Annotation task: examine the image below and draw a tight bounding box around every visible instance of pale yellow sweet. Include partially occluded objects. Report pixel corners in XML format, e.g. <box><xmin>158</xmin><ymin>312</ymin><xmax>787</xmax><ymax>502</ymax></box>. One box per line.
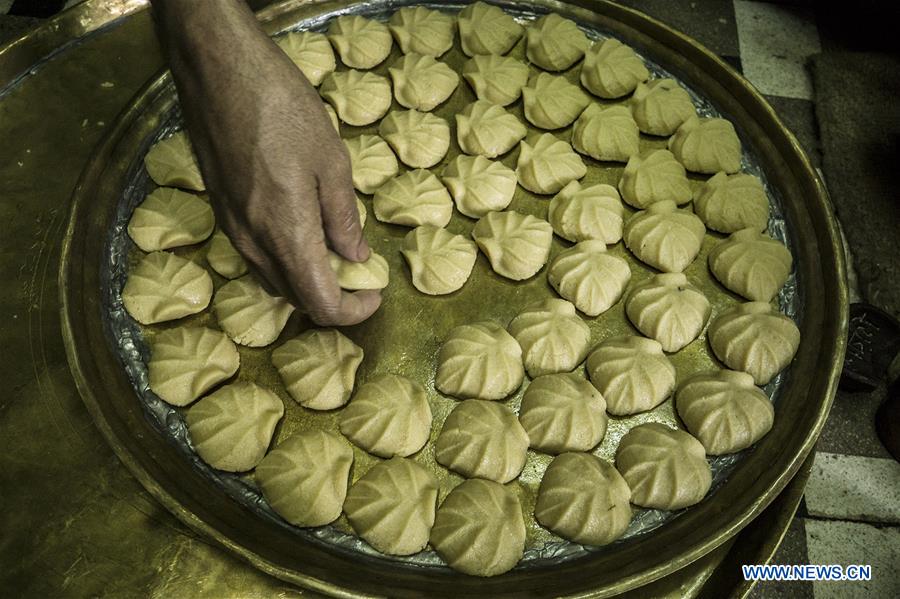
<box><xmin>624</xmin><ymin>272</ymin><xmax>711</xmax><ymax>352</ymax></box>
<box><xmin>430</xmin><ymin>479</ymin><xmax>526</xmax><ymax>577</ymax></box>
<box><xmin>356</xmin><ymin>196</ymin><xmax>367</xmax><ymax>229</ymax></box>
<box><xmin>373</xmin><ymin>169</ymin><xmax>452</xmax><ymax>228</ymax></box>
<box><xmin>456</xmin><ymin>100</ymin><xmax>527</xmax><ymax>158</ymax></box>
<box><xmin>535</xmin><ymin>453</ymin><xmax>631</xmax><ymax>545</ymax></box>
<box><xmin>522</xmin><ymin>72</ymin><xmax>590</xmax><ymax>130</ymax></box>
<box><xmin>212</xmin><ymin>275</ymin><xmax>295</xmax><ymax>347</ymax></box>
<box><xmin>401</xmin><ymin>225</ymin><xmax>477</xmax><ymax>295</ymax></box>
<box><xmin>631</xmin><ymin>78</ymin><xmax>696</xmax><ymax>136</ymax></box>
<box><xmin>472</xmin><ymin>210</ymin><xmax>553</xmax><ymax>281</ymax></box>
<box><xmin>144</xmin><ymin>131</ymin><xmax>205</xmax><ymax>191</ymax></box>
<box><xmin>462</xmin><ymin>54</ymin><xmax>530</xmax><ymax>106</ymax></box>
<box><xmin>707</xmin><ymin>302</ymin><xmax>800</xmax><ymax>386</ymax></box>
<box><xmin>343</xmin><ymin>458</ymin><xmax>438</xmax><ymax>556</ymax></box>
<box><xmin>328</xmin><ymin>250</ymin><xmax>390</xmax><ymax>290</ymax></box>
<box><xmin>388</xmin><ymin>52</ymin><xmax>459</xmax><ymax>112</ymax></box>
<box><xmin>694</xmin><ymin>172</ymin><xmax>769</xmax><ymax>233</ymax></box>
<box><xmin>572</xmin><ymin>104</ymin><xmax>640</xmax><ymax>162</ymax></box>
<box><xmin>618</xmin><ymin>149</ymin><xmax>692</xmax><ymax>208</ymax></box>
<box><xmin>519</xmin><ymin>374</ymin><xmax>607</xmax><ymax>454</ymax></box>
<box><xmin>548</xmin><ymin>181</ymin><xmax>625</xmax><ymax>244</ymax></box>
<box><xmin>616</xmin><ymin>423</ymin><xmax>712</xmax><ymax>510</ymax></box>
<box><xmin>388</xmin><ymin>6</ymin><xmax>454</xmax><ymax>57</ymax></box>
<box><xmin>508</xmin><ymin>299</ymin><xmax>591</xmax><ymax>378</ymax></box>
<box><xmin>271</xmin><ymin>329</ymin><xmax>364</xmax><ymax>410</ymax></box>
<box><xmin>581</xmin><ymin>38</ymin><xmax>649</xmax><ymax>98</ymax></box>
<box><xmin>128</xmin><ymin>187</ymin><xmax>214</xmax><ymax>252</ymax></box>
<box><xmin>185</xmin><ymin>382</ymin><xmax>284</xmax><ymax>472</ymax></box>
<box><xmin>122</xmin><ymin>251</ymin><xmax>213</xmax><ymax>325</ymax></box>
<box><xmin>434</xmin><ymin>399</ymin><xmax>529</xmax><ymax>483</ymax></box>
<box><xmin>441</xmin><ymin>154</ymin><xmax>517</xmax><ymax>218</ymax></box>
<box><xmin>457</xmin><ymin>2</ymin><xmax>523</xmax><ymax>56</ymax></box>
<box><xmin>525</xmin><ymin>13</ymin><xmax>589</xmax><ymax>72</ymax></box>
<box><xmin>276</xmin><ymin>31</ymin><xmax>335</xmax><ymax>86</ymax></box>
<box><xmin>623</xmin><ymin>200</ymin><xmax>706</xmax><ymax>273</ymax></box>
<box><xmin>586</xmin><ymin>336</ymin><xmax>676</xmax><ymax>416</ymax></box>
<box><xmin>320</xmin><ymin>70</ymin><xmax>392</xmax><ymax>127</ymax></box>
<box><xmin>676</xmin><ymin>370</ymin><xmax>775</xmax><ymax>455</ymax></box>
<box><xmin>548</xmin><ymin>240</ymin><xmax>631</xmax><ymax>316</ymax></box>
<box><xmin>379</xmin><ymin>109</ymin><xmax>451</xmax><ymax>169</ymax></box>
<box><xmin>708</xmin><ymin>229</ymin><xmax>792</xmax><ymax>302</ymax></box>
<box><xmin>148</xmin><ymin>326</ymin><xmax>239</xmax><ymax>407</ymax></box>
<box><xmin>327</xmin><ymin>15</ymin><xmax>392</xmax><ymax>69</ymax></box>
<box><xmin>516</xmin><ymin>133</ymin><xmax>587</xmax><ymax>194</ymax></box>
<box><xmin>344</xmin><ymin>134</ymin><xmax>399</xmax><ymax>194</ymax></box>
<box><xmin>435</xmin><ymin>321</ymin><xmax>524</xmax><ymax>400</ymax></box>
<box><xmin>668</xmin><ymin>116</ymin><xmax>742</xmax><ymax>174</ymax></box>
<box><xmin>255</xmin><ymin>430</ymin><xmax>353</xmax><ymax>527</ymax></box>
<box><xmin>206</xmin><ymin>229</ymin><xmax>248</xmax><ymax>279</ymax></box>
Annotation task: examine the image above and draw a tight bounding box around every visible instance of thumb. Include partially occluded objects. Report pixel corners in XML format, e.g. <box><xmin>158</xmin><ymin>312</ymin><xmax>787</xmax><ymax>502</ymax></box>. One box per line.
<box><xmin>318</xmin><ymin>155</ymin><xmax>369</xmax><ymax>262</ymax></box>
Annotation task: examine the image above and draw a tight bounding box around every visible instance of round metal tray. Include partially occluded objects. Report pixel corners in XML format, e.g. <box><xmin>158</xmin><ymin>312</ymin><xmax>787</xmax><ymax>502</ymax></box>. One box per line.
<box><xmin>59</xmin><ymin>0</ymin><xmax>848</xmax><ymax>596</ymax></box>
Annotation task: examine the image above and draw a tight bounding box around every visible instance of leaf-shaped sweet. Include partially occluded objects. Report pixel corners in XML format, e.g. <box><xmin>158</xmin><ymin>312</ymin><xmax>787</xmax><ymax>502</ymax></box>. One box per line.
<box><xmin>585</xmin><ymin>335</ymin><xmax>676</xmax><ymax>415</ymax></box>
<box><xmin>668</xmin><ymin>116</ymin><xmax>742</xmax><ymax>174</ymax></box>
<box><xmin>435</xmin><ymin>321</ymin><xmax>524</xmax><ymax>400</ymax></box>
<box><xmin>185</xmin><ymin>382</ymin><xmax>284</xmax><ymax>472</ymax></box>
<box><xmin>441</xmin><ymin>154</ymin><xmax>517</xmax><ymax>218</ymax></box>
<box><xmin>694</xmin><ymin>172</ymin><xmax>769</xmax><ymax>234</ymax></box>
<box><xmin>676</xmin><ymin>370</ymin><xmax>774</xmax><ymax>455</ymax></box>
<box><xmin>345</xmin><ymin>134</ymin><xmax>399</xmax><ymax>194</ymax></box>
<box><xmin>255</xmin><ymin>430</ymin><xmax>353</xmax><ymax>526</ymax></box>
<box><xmin>623</xmin><ymin>200</ymin><xmax>706</xmax><ymax>273</ymax></box>
<box><xmin>127</xmin><ymin>187</ymin><xmax>214</xmax><ymax>252</ymax></box>
<box><xmin>435</xmin><ymin>399</ymin><xmax>529</xmax><ymax>483</ymax></box>
<box><xmin>343</xmin><ymin>457</ymin><xmax>438</xmax><ymax>556</ymax></box>
<box><xmin>388</xmin><ymin>6</ymin><xmax>454</xmax><ymax>57</ymax></box>
<box><xmin>462</xmin><ymin>54</ymin><xmax>529</xmax><ymax>106</ymax></box>
<box><xmin>388</xmin><ymin>52</ymin><xmax>459</xmax><ymax>112</ymax></box>
<box><xmin>122</xmin><ymin>251</ymin><xmax>213</xmax><ymax>325</ymax></box>
<box><xmin>708</xmin><ymin>229</ymin><xmax>792</xmax><ymax>302</ymax></box>
<box><xmin>618</xmin><ymin>149</ymin><xmax>692</xmax><ymax>208</ymax></box>
<box><xmin>148</xmin><ymin>326</ymin><xmax>240</xmax><ymax>407</ymax></box>
<box><xmin>625</xmin><ymin>272</ymin><xmax>712</xmax><ymax>352</ymax></box>
<box><xmin>456</xmin><ymin>100</ymin><xmax>527</xmax><ymax>159</ymax></box>
<box><xmin>373</xmin><ymin>169</ymin><xmax>452</xmax><ymax>228</ymax></box>
<box><xmin>632</xmin><ymin>78</ymin><xmax>696</xmax><ymax>136</ymax></box>
<box><xmin>212</xmin><ymin>275</ymin><xmax>295</xmax><ymax>347</ymax></box>
<box><xmin>548</xmin><ymin>240</ymin><xmax>631</xmax><ymax>316</ymax></box>
<box><xmin>378</xmin><ymin>109</ymin><xmax>451</xmax><ymax>169</ymax></box>
<box><xmin>320</xmin><ymin>70</ymin><xmax>392</xmax><ymax>127</ymax></box>
<box><xmin>472</xmin><ymin>210</ymin><xmax>553</xmax><ymax>280</ymax></box>
<box><xmin>143</xmin><ymin>131</ymin><xmax>205</xmax><ymax>191</ymax></box>
<box><xmin>271</xmin><ymin>328</ymin><xmax>364</xmax><ymax>410</ymax></box>
<box><xmin>522</xmin><ymin>72</ymin><xmax>590</xmax><ymax>130</ymax></box>
<box><xmin>580</xmin><ymin>38</ymin><xmax>649</xmax><ymax>98</ymax></box>
<box><xmin>458</xmin><ymin>2</ymin><xmax>523</xmax><ymax>57</ymax></box>
<box><xmin>519</xmin><ymin>374</ymin><xmax>607</xmax><ymax>453</ymax></box>
<box><xmin>572</xmin><ymin>104</ymin><xmax>640</xmax><ymax>162</ymax></box>
<box><xmin>535</xmin><ymin>453</ymin><xmax>631</xmax><ymax>545</ymax></box>
<box><xmin>516</xmin><ymin>133</ymin><xmax>587</xmax><ymax>194</ymax></box>
<box><xmin>326</xmin><ymin>15</ymin><xmax>392</xmax><ymax>69</ymax></box>
<box><xmin>508</xmin><ymin>299</ymin><xmax>591</xmax><ymax>378</ymax></box>
<box><xmin>548</xmin><ymin>181</ymin><xmax>625</xmax><ymax>244</ymax></box>
<box><xmin>276</xmin><ymin>31</ymin><xmax>335</xmax><ymax>86</ymax></box>
<box><xmin>707</xmin><ymin>302</ymin><xmax>800</xmax><ymax>385</ymax></box>
<box><xmin>401</xmin><ymin>225</ymin><xmax>477</xmax><ymax>295</ymax></box>
<box><xmin>206</xmin><ymin>229</ymin><xmax>248</xmax><ymax>279</ymax></box>
<box><xmin>430</xmin><ymin>478</ymin><xmax>526</xmax><ymax>577</ymax></box>
<box><xmin>328</xmin><ymin>250</ymin><xmax>390</xmax><ymax>290</ymax></box>
<box><xmin>339</xmin><ymin>374</ymin><xmax>433</xmax><ymax>458</ymax></box>
<box><xmin>525</xmin><ymin>13</ymin><xmax>589</xmax><ymax>72</ymax></box>
<box><xmin>615</xmin><ymin>422</ymin><xmax>712</xmax><ymax>510</ymax></box>
<box><xmin>356</xmin><ymin>195</ymin><xmax>367</xmax><ymax>229</ymax></box>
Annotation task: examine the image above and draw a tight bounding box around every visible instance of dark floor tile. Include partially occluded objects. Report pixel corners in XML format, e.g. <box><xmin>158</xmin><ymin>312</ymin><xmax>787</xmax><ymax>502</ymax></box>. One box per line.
<box><xmin>748</xmin><ymin>517</ymin><xmax>814</xmax><ymax>599</ymax></box>
<box><xmin>720</xmin><ymin>54</ymin><xmax>743</xmax><ymax>75</ymax></box>
<box><xmin>764</xmin><ymin>94</ymin><xmax>822</xmax><ymax>167</ymax></box>
<box><xmin>614</xmin><ymin>0</ymin><xmax>740</xmax><ymax>57</ymax></box>
<box><xmin>0</xmin><ymin>14</ymin><xmax>41</xmax><ymax>45</ymax></box>
<box><xmin>8</xmin><ymin>0</ymin><xmax>65</xmax><ymax>18</ymax></box>
<box><xmin>818</xmin><ymin>385</ymin><xmax>893</xmax><ymax>460</ymax></box>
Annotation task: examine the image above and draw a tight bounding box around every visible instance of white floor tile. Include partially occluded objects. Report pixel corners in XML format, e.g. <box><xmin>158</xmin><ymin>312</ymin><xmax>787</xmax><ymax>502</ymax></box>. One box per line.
<box><xmin>806</xmin><ymin>519</ymin><xmax>900</xmax><ymax>599</ymax></box>
<box><xmin>805</xmin><ymin>452</ymin><xmax>900</xmax><ymax>524</ymax></box>
<box><xmin>734</xmin><ymin>0</ymin><xmax>821</xmax><ymax>100</ymax></box>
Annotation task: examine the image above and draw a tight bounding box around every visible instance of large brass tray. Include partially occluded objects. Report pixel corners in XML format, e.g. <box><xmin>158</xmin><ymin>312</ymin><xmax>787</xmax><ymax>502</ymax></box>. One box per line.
<box><xmin>52</xmin><ymin>0</ymin><xmax>847</xmax><ymax>596</ymax></box>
